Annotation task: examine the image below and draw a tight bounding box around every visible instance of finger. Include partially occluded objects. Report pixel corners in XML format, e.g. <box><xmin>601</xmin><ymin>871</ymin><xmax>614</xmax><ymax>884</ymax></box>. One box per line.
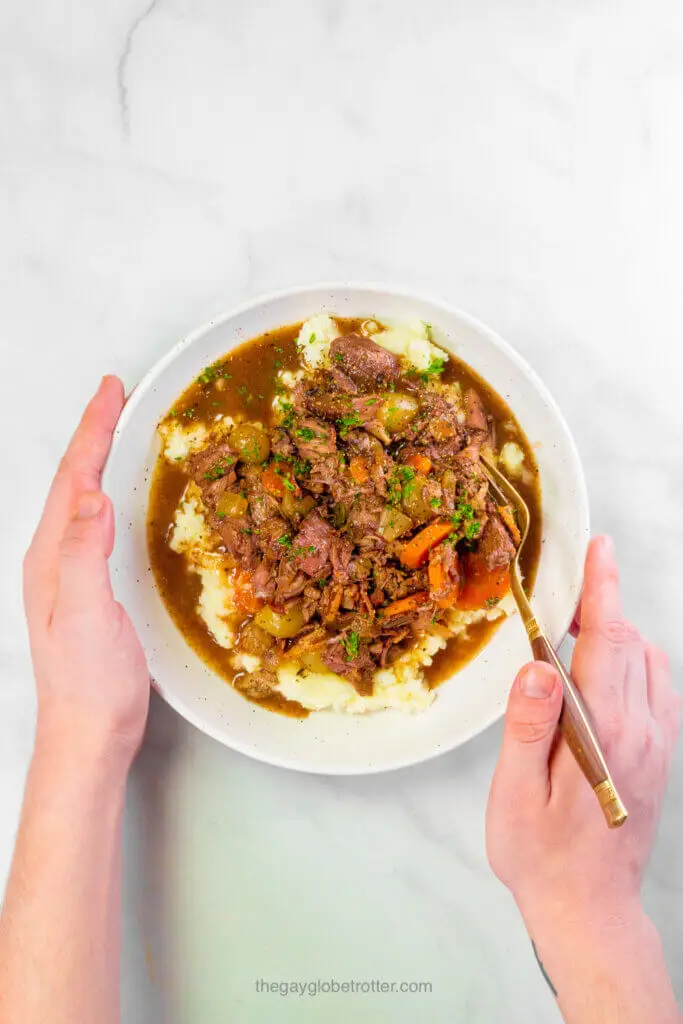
<box><xmin>24</xmin><ymin>376</ymin><xmax>124</xmax><ymax>623</ymax></box>
<box><xmin>577</xmin><ymin>535</ymin><xmax>622</xmax><ymax>637</ymax></box>
<box><xmin>645</xmin><ymin>645</ymin><xmax>680</xmax><ymax>752</ymax></box>
<box><xmin>494</xmin><ymin>663</ymin><xmax>563</xmax><ymax>805</ymax></box>
<box><xmin>570</xmin><ymin>535</ymin><xmax>631</xmax><ymax>712</ymax></box>
<box><xmin>52</xmin><ymin>492</ymin><xmax>114</xmax><ymax>622</ymax></box>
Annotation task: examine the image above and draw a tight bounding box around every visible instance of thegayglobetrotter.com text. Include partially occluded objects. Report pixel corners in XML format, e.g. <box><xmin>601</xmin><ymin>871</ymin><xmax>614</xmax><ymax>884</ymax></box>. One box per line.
<box><xmin>255</xmin><ymin>979</ymin><xmax>433</xmax><ymax>997</ymax></box>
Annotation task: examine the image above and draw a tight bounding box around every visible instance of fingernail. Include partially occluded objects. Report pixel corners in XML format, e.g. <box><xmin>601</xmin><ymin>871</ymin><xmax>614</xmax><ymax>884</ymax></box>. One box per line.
<box><xmin>75</xmin><ymin>492</ymin><xmax>104</xmax><ymax>519</ymax></box>
<box><xmin>521</xmin><ymin>664</ymin><xmax>557</xmax><ymax>699</ymax></box>
<box><xmin>600</xmin><ymin>535</ymin><xmax>615</xmax><ymax>559</ymax></box>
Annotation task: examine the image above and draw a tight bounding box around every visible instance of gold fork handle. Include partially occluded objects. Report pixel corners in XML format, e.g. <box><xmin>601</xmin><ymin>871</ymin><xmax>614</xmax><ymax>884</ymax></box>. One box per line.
<box><xmin>529</xmin><ymin>632</ymin><xmax>628</xmax><ymax>829</ymax></box>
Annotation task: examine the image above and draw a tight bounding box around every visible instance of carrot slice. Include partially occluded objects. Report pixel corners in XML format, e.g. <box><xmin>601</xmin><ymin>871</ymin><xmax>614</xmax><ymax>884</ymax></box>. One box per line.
<box><xmin>262</xmin><ymin>462</ymin><xmax>297</xmax><ymax>498</ymax></box>
<box><xmin>233</xmin><ymin>570</ymin><xmax>264</xmax><ymax>615</ymax></box>
<box><xmin>406</xmin><ymin>453</ymin><xmax>432</xmax><ymax>474</ymax></box>
<box><xmin>349</xmin><ymin>456</ymin><xmax>370</xmax><ymax>485</ymax></box>
<box><xmin>380</xmin><ymin>591</ymin><xmax>430</xmax><ymax>618</ymax></box>
<box><xmin>399</xmin><ymin>519</ymin><xmax>454</xmax><ymax>569</ymax></box>
<box><xmin>457</xmin><ymin>555</ymin><xmax>510</xmax><ymax>610</ymax></box>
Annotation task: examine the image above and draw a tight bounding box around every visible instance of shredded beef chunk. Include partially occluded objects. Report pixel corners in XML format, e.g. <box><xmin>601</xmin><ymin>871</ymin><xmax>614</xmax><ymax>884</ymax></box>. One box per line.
<box><xmin>478</xmin><ymin>515</ymin><xmax>516</xmax><ymax>571</ymax></box>
<box><xmin>464</xmin><ymin>388</ymin><xmax>488</xmax><ymax>434</ymax></box>
<box><xmin>293</xmin><ymin>511</ymin><xmax>335</xmax><ymax>576</ymax></box>
<box><xmin>293</xmin><ymin>416</ymin><xmax>337</xmax><ymax>461</ymax></box>
<box><xmin>233</xmin><ymin>669</ymin><xmax>278</xmax><ymax>700</ymax></box>
<box><xmin>188</xmin><ymin>442</ymin><xmax>237</xmax><ymax>485</ymax></box>
<box><xmin>330</xmin><ymin>334</ymin><xmax>401</xmax><ymax>389</ymax></box>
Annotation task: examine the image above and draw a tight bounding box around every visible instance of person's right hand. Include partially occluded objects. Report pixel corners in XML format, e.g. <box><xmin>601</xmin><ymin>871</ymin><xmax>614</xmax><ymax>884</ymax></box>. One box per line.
<box><xmin>23</xmin><ymin>376</ymin><xmax>150</xmax><ymax>764</ymax></box>
<box><xmin>487</xmin><ymin>535</ymin><xmax>679</xmax><ymax>922</ymax></box>
<box><xmin>486</xmin><ymin>536</ymin><xmax>681</xmax><ymax>1022</ymax></box>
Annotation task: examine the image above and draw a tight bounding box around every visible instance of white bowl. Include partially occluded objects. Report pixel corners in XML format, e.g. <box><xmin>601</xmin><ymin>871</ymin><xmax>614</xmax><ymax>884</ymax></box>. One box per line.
<box><xmin>104</xmin><ymin>284</ymin><xmax>589</xmax><ymax>774</ymax></box>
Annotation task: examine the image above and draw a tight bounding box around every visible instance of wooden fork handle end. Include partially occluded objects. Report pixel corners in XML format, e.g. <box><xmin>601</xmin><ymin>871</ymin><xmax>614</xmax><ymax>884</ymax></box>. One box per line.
<box><xmin>529</xmin><ymin>633</ymin><xmax>628</xmax><ymax>829</ymax></box>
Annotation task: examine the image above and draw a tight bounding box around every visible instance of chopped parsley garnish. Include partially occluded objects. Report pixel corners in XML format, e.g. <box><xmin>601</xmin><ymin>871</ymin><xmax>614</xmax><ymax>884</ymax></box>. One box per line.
<box><xmin>277</xmin><ymin>534</ymin><xmax>292</xmax><ymax>548</ymax></box>
<box><xmin>342</xmin><ymin>631</ymin><xmax>360</xmax><ymax>660</ymax></box>
<box><xmin>308</xmin><ymin>332</ymin><xmax>317</xmax><ymax>344</ymax></box>
<box><xmin>429</xmin><ymin>497</ymin><xmax>442</xmax><ymax>508</ymax></box>
<box><xmin>464</xmin><ymin>520</ymin><xmax>481</xmax><ymax>540</ymax></box>
<box><xmin>450</xmin><ymin>500</ymin><xmax>475</xmax><ymax>527</ymax></box>
<box><xmin>387</xmin><ymin>470</ymin><xmax>403</xmax><ymax>507</ymax></box>
<box><xmin>278</xmin><ymin>399</ymin><xmax>295</xmax><ymax>429</ymax></box>
<box><xmin>197</xmin><ymin>365</ymin><xmax>218</xmax><ymax>385</ymax></box>
<box><xmin>274</xmin><ymin>360</ymin><xmax>283</xmax><ymax>369</ymax></box>
<box><xmin>216</xmin><ymin>511</ymin><xmax>226</xmax><ymax>519</ymax></box>
<box><xmin>317</xmin><ymin>577</ymin><xmax>329</xmax><ymax>588</ymax></box>
<box><xmin>485</xmin><ymin>596</ymin><xmax>500</xmax><ymax>608</ymax></box>
<box><xmin>296</xmin><ymin>427</ymin><xmax>316</xmax><ymax>440</ymax></box>
<box><xmin>282</xmin><ymin>478</ymin><xmax>296</xmax><ymax>492</ymax></box>
<box><xmin>399</xmin><ymin>466</ymin><xmax>415</xmax><ymax>482</ymax></box>
<box><xmin>422</xmin><ymin>356</ymin><xmax>446</xmax><ymax>379</ymax></box>
<box><xmin>336</xmin><ymin>411</ymin><xmax>362</xmax><ymax>438</ymax></box>
<box><xmin>333</xmin><ymin>353</ymin><xmax>344</xmax><ymax>363</ymax></box>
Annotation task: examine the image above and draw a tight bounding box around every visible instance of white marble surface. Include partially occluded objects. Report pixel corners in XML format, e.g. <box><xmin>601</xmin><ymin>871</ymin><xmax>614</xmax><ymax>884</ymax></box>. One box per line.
<box><xmin>2</xmin><ymin>1</ymin><xmax>683</xmax><ymax>1021</ymax></box>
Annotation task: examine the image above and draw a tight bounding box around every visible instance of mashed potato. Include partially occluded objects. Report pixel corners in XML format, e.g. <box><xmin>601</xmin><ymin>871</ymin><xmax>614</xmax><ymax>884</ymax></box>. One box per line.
<box><xmin>499</xmin><ymin>441</ymin><xmax>525</xmax><ymax>478</ymax></box>
<box><xmin>168</xmin><ymin>486</ymin><xmax>212</xmax><ymax>554</ymax></box>
<box><xmin>159</xmin><ymin>415</ymin><xmax>237</xmax><ymax>463</ymax></box>
<box><xmin>275</xmin><ymin>633</ymin><xmax>444</xmax><ymax>714</ymax></box>
<box><xmin>296</xmin><ymin>314</ymin><xmax>341</xmax><ymax>368</ymax></box>
<box><xmin>160</xmin><ymin>421</ymin><xmax>208</xmax><ymax>462</ymax></box>
<box><xmin>371</xmin><ymin>318</ymin><xmax>446</xmax><ymax>373</ymax></box>
<box><xmin>293</xmin><ymin>314</ymin><xmax>448</xmax><ymax>375</ymax></box>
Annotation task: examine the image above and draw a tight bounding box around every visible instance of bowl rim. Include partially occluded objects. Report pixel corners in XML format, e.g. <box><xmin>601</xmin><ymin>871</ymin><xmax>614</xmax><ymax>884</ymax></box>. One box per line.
<box><xmin>105</xmin><ymin>281</ymin><xmax>590</xmax><ymax>773</ymax></box>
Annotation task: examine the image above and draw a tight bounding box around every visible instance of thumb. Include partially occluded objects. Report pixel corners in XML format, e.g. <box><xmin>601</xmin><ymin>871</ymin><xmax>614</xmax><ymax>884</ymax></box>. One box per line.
<box><xmin>55</xmin><ymin>491</ymin><xmax>114</xmax><ymax>618</ymax></box>
<box><xmin>496</xmin><ymin>662</ymin><xmax>563</xmax><ymax>803</ymax></box>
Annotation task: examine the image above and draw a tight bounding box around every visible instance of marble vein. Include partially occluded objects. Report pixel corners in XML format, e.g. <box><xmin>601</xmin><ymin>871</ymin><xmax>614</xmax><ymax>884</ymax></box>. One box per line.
<box><xmin>117</xmin><ymin>0</ymin><xmax>161</xmax><ymax>138</ymax></box>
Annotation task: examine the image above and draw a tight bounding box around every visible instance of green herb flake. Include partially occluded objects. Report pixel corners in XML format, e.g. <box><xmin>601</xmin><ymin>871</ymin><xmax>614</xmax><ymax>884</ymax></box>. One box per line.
<box><xmin>419</xmin><ymin>355</ymin><xmax>447</xmax><ymax>383</ymax></box>
<box><xmin>464</xmin><ymin>520</ymin><xmax>481</xmax><ymax>540</ymax></box>
<box><xmin>296</xmin><ymin>427</ymin><xmax>316</xmax><ymax>440</ymax></box>
<box><xmin>197</xmin><ymin>365</ymin><xmax>219</xmax><ymax>385</ymax></box>
<box><xmin>342</xmin><ymin>631</ymin><xmax>360</xmax><ymax>660</ymax></box>
<box><xmin>278</xmin><ymin>399</ymin><xmax>295</xmax><ymax>429</ymax></box>
<box><xmin>336</xmin><ymin>411</ymin><xmax>362</xmax><ymax>438</ymax></box>
<box><xmin>278</xmin><ymin>534</ymin><xmax>293</xmax><ymax>548</ymax></box>
<box><xmin>429</xmin><ymin>497</ymin><xmax>442</xmax><ymax>508</ymax></box>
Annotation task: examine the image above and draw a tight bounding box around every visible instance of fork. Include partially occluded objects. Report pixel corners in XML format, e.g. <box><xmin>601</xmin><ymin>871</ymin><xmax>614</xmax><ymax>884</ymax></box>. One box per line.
<box><xmin>481</xmin><ymin>456</ymin><xmax>627</xmax><ymax>829</ymax></box>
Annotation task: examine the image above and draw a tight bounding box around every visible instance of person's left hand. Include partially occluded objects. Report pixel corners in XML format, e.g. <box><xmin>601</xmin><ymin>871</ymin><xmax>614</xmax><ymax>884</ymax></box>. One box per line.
<box><xmin>23</xmin><ymin>376</ymin><xmax>149</xmax><ymax>762</ymax></box>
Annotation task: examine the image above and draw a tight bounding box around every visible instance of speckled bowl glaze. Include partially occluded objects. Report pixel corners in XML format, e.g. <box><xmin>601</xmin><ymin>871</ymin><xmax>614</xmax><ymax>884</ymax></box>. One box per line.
<box><xmin>103</xmin><ymin>284</ymin><xmax>589</xmax><ymax>774</ymax></box>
